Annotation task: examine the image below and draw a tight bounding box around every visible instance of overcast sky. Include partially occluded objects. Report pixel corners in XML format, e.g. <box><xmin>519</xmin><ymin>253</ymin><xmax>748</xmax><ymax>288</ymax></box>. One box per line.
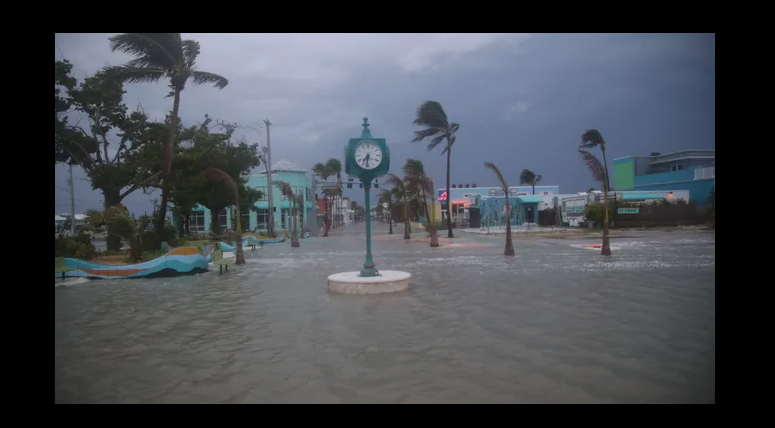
<box><xmin>55</xmin><ymin>33</ymin><xmax>715</xmax><ymax>215</ymax></box>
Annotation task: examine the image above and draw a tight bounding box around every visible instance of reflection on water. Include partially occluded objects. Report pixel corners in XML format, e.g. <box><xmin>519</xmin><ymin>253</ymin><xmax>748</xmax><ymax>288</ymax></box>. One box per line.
<box><xmin>55</xmin><ymin>224</ymin><xmax>715</xmax><ymax>404</ymax></box>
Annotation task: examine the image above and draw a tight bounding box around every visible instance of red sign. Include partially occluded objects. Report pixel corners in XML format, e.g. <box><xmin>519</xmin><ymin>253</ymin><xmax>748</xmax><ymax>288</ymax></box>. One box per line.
<box><xmin>438</xmin><ymin>191</ymin><xmax>448</xmax><ymax>202</ymax></box>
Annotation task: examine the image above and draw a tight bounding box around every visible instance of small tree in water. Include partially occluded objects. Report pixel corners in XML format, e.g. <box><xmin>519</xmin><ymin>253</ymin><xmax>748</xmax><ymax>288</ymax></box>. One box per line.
<box><xmin>483</xmin><ymin>162</ymin><xmax>515</xmax><ymax>256</ymax></box>
<box><xmin>202</xmin><ymin>168</ymin><xmax>246</xmax><ymax>264</ymax></box>
<box><xmin>578</xmin><ymin>129</ymin><xmax>613</xmax><ymax>256</ymax></box>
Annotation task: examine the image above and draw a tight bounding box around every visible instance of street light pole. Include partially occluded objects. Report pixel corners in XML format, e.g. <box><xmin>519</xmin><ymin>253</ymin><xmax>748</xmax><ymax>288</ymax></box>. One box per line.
<box><xmin>264</xmin><ymin>119</ymin><xmax>275</xmax><ymax>237</ymax></box>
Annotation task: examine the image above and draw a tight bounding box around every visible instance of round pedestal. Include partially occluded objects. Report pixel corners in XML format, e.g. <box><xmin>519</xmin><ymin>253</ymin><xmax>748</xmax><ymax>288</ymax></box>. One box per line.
<box><xmin>328</xmin><ymin>270</ymin><xmax>411</xmax><ymax>295</ymax></box>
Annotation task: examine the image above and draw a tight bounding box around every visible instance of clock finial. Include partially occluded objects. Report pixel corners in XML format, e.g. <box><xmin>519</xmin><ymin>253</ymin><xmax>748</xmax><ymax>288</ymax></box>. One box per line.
<box><xmin>360</xmin><ymin>116</ymin><xmax>372</xmax><ymax>138</ymax></box>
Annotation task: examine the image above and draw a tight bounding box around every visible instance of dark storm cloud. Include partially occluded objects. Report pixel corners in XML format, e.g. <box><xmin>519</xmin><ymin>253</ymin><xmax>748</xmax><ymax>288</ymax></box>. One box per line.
<box><xmin>55</xmin><ymin>33</ymin><xmax>714</xmax><ymax>213</ymax></box>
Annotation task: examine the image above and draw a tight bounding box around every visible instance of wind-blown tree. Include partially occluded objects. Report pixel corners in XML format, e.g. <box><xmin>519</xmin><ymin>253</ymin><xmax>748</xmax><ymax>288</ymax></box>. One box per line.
<box><xmin>579</xmin><ymin>129</ymin><xmax>612</xmax><ymax>256</ymax></box>
<box><xmin>104</xmin><ymin>33</ymin><xmax>229</xmax><ymax>236</ymax></box>
<box><xmin>519</xmin><ymin>169</ymin><xmax>543</xmax><ymax>195</ymax></box>
<box><xmin>85</xmin><ymin>205</ymin><xmax>146</xmax><ymax>261</ymax></box>
<box><xmin>484</xmin><ymin>162</ymin><xmax>515</xmax><ymax>256</ymax></box>
<box><xmin>312</xmin><ymin>158</ymin><xmax>342</xmax><ymax>236</ymax></box>
<box><xmin>170</xmin><ymin>117</ymin><xmax>261</xmax><ymax>237</ymax></box>
<box><xmin>412</xmin><ymin>100</ymin><xmax>460</xmax><ymax>238</ymax></box>
<box><xmin>55</xmin><ymin>61</ymin><xmax>164</xmax><ymax>251</ymax></box>
<box><xmin>202</xmin><ymin>168</ymin><xmax>246</xmax><ymax>264</ymax></box>
<box><xmin>403</xmin><ymin>158</ymin><xmax>438</xmax><ymax>247</ymax></box>
<box><xmin>385</xmin><ymin>173</ymin><xmax>411</xmax><ymax>240</ymax></box>
<box><xmin>273</xmin><ymin>180</ymin><xmax>301</xmax><ymax>247</ymax></box>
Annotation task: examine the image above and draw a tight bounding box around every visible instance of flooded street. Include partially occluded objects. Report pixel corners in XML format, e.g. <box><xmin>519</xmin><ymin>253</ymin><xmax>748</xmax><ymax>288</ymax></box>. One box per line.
<box><xmin>54</xmin><ymin>224</ymin><xmax>715</xmax><ymax>404</ymax></box>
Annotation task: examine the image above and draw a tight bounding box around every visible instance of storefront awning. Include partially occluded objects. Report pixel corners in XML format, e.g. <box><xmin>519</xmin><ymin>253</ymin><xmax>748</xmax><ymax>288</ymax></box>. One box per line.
<box><xmin>622</xmin><ymin>193</ymin><xmax>665</xmax><ymax>201</ymax></box>
<box><xmin>517</xmin><ymin>196</ymin><xmax>543</xmax><ymax>203</ymax></box>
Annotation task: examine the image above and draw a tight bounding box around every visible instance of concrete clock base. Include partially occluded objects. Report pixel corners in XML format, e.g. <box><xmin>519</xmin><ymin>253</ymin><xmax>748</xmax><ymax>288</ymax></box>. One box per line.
<box><xmin>328</xmin><ymin>270</ymin><xmax>411</xmax><ymax>295</ymax></box>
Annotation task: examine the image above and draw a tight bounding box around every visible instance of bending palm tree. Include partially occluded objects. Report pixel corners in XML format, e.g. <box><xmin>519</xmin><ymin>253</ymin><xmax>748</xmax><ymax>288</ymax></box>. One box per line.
<box><xmin>105</xmin><ymin>33</ymin><xmax>229</xmax><ymax>239</ymax></box>
<box><xmin>579</xmin><ymin>128</ymin><xmax>612</xmax><ymax>256</ymax></box>
<box><xmin>412</xmin><ymin>100</ymin><xmax>460</xmax><ymax>238</ymax></box>
<box><xmin>484</xmin><ymin>162</ymin><xmax>515</xmax><ymax>256</ymax></box>
<box><xmin>202</xmin><ymin>168</ymin><xmax>246</xmax><ymax>264</ymax></box>
<box><xmin>385</xmin><ymin>173</ymin><xmax>410</xmax><ymax>240</ymax></box>
<box><xmin>519</xmin><ymin>169</ymin><xmax>542</xmax><ymax>195</ymax></box>
<box><xmin>273</xmin><ymin>180</ymin><xmax>300</xmax><ymax>247</ymax></box>
<box><xmin>403</xmin><ymin>158</ymin><xmax>439</xmax><ymax>247</ymax></box>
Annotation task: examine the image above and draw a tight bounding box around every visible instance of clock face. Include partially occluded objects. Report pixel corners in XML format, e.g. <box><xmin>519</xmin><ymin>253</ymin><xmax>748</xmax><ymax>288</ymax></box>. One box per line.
<box><xmin>354</xmin><ymin>141</ymin><xmax>383</xmax><ymax>170</ymax></box>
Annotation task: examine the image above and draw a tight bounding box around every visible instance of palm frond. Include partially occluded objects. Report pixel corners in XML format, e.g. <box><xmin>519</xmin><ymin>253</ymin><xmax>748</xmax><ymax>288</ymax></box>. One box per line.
<box><xmin>191</xmin><ymin>70</ymin><xmax>229</xmax><ymax>90</ymax></box>
<box><xmin>181</xmin><ymin>39</ymin><xmax>201</xmax><ymax>69</ymax></box>
<box><xmin>103</xmin><ymin>66</ymin><xmax>166</xmax><ymax>84</ymax></box>
<box><xmin>324</xmin><ymin>158</ymin><xmax>342</xmax><ymax>173</ymax></box>
<box><xmin>580</xmin><ymin>129</ymin><xmax>605</xmax><ymax>149</ymax></box>
<box><xmin>578</xmin><ymin>149</ymin><xmax>606</xmax><ymax>184</ymax></box>
<box><xmin>440</xmin><ymin>135</ymin><xmax>456</xmax><ymax>155</ymax></box>
<box><xmin>413</xmin><ymin>100</ymin><xmax>449</xmax><ymax>129</ymax></box>
<box><xmin>402</xmin><ymin>158</ymin><xmax>425</xmax><ymax>178</ymax></box>
<box><xmin>484</xmin><ymin>162</ymin><xmax>509</xmax><ymax>192</ymax></box>
<box><xmin>108</xmin><ymin>33</ymin><xmax>178</xmax><ymax>69</ymax></box>
<box><xmin>312</xmin><ymin>162</ymin><xmax>330</xmax><ymax>179</ymax></box>
<box><xmin>272</xmin><ymin>180</ymin><xmax>294</xmax><ymax>198</ymax></box>
<box><xmin>426</xmin><ymin>135</ymin><xmax>446</xmax><ymax>152</ymax></box>
<box><xmin>519</xmin><ymin>169</ymin><xmax>535</xmax><ymax>185</ymax></box>
<box><xmin>411</xmin><ymin>127</ymin><xmax>442</xmax><ymax>143</ymax></box>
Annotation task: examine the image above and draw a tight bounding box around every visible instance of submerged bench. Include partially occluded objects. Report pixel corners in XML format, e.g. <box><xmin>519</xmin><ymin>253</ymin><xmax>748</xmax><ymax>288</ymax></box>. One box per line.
<box><xmin>211</xmin><ymin>249</ymin><xmax>235</xmax><ymax>274</ymax></box>
<box><xmin>55</xmin><ymin>265</ymin><xmax>75</xmax><ymax>280</ymax></box>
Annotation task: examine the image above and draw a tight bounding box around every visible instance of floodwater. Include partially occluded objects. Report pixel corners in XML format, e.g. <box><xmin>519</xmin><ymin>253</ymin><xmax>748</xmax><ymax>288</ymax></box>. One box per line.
<box><xmin>54</xmin><ymin>224</ymin><xmax>715</xmax><ymax>404</ymax></box>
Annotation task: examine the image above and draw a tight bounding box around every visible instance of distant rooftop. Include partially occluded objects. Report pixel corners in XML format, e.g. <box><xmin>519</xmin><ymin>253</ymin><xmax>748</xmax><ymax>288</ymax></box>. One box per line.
<box><xmin>257</xmin><ymin>159</ymin><xmax>308</xmax><ymax>174</ymax></box>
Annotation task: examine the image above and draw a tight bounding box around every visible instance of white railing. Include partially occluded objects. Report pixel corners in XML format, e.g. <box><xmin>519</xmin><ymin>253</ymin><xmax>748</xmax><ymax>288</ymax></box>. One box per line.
<box><xmin>694</xmin><ymin>167</ymin><xmax>715</xmax><ymax>180</ymax></box>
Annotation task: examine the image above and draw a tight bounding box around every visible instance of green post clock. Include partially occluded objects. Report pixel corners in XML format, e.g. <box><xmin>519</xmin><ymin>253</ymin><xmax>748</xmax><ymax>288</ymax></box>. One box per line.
<box><xmin>345</xmin><ymin>117</ymin><xmax>390</xmax><ymax>277</ymax></box>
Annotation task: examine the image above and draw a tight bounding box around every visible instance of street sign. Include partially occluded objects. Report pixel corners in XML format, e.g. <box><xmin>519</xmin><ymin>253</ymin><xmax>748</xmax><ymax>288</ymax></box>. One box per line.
<box><xmin>617</xmin><ymin>207</ymin><xmax>640</xmax><ymax>214</ymax></box>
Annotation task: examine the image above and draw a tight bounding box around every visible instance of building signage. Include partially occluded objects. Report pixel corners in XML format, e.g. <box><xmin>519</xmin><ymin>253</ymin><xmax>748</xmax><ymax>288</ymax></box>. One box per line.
<box><xmin>617</xmin><ymin>208</ymin><xmax>640</xmax><ymax>214</ymax></box>
<box><xmin>438</xmin><ymin>190</ymin><xmax>447</xmax><ymax>202</ymax></box>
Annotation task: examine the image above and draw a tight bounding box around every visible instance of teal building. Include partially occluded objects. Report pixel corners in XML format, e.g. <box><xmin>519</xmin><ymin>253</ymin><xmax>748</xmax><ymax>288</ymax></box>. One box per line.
<box><xmin>172</xmin><ymin>160</ymin><xmax>318</xmax><ymax>235</ymax></box>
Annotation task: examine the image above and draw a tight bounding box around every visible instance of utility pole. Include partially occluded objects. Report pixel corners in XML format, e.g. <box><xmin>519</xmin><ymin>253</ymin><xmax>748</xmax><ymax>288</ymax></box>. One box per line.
<box><xmin>68</xmin><ymin>164</ymin><xmax>76</xmax><ymax>235</ymax></box>
<box><xmin>263</xmin><ymin>119</ymin><xmax>275</xmax><ymax>237</ymax></box>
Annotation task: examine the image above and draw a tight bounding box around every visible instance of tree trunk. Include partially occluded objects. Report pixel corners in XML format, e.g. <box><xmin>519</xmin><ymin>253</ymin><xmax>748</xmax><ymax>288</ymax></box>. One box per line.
<box><xmin>102</xmin><ymin>188</ymin><xmax>124</xmax><ymax>252</ymax></box>
<box><xmin>154</xmin><ymin>88</ymin><xmax>182</xmax><ymax>242</ymax></box>
<box><xmin>504</xmin><ymin>194</ymin><xmax>515</xmax><ymax>256</ymax></box>
<box><xmin>600</xmin><ymin>147</ymin><xmax>612</xmax><ymax>256</ymax></box>
<box><xmin>388</xmin><ymin>201</ymin><xmax>393</xmax><ymax>235</ymax></box>
<box><xmin>234</xmin><ymin>205</ymin><xmax>245</xmax><ymax>264</ymax></box>
<box><xmin>210</xmin><ymin>209</ymin><xmax>223</xmax><ymax>236</ymax></box>
<box><xmin>445</xmin><ymin>145</ymin><xmax>454</xmax><ymax>238</ymax></box>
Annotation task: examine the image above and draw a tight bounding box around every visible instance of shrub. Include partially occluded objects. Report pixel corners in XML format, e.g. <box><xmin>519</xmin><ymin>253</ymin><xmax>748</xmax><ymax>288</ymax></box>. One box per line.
<box><xmin>55</xmin><ymin>232</ymin><xmax>96</xmax><ymax>259</ymax></box>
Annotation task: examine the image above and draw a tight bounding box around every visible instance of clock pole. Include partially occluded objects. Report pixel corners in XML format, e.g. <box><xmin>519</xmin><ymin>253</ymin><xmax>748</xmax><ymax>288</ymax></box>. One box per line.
<box><xmin>360</xmin><ymin>177</ymin><xmax>379</xmax><ymax>277</ymax></box>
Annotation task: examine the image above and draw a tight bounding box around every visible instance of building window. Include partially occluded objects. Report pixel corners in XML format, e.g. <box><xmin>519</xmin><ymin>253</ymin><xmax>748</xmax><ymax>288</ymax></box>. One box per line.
<box><xmin>255</xmin><ymin>208</ymin><xmax>271</xmax><ymax>232</ymax></box>
<box><xmin>671</xmin><ymin>164</ymin><xmax>684</xmax><ymax>171</ymax></box>
<box><xmin>190</xmin><ymin>211</ymin><xmax>205</xmax><ymax>234</ymax></box>
<box><xmin>240</xmin><ymin>207</ymin><xmax>250</xmax><ymax>232</ymax></box>
<box><xmin>258</xmin><ymin>186</ymin><xmax>268</xmax><ymax>200</ymax></box>
<box><xmin>543</xmin><ymin>191</ymin><xmax>550</xmax><ymax>195</ymax></box>
<box><xmin>218</xmin><ymin>209</ymin><xmax>228</xmax><ymax>229</ymax></box>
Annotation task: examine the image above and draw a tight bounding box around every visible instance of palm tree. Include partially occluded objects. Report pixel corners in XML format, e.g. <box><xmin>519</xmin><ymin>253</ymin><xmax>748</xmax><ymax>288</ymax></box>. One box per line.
<box><xmin>273</xmin><ymin>180</ymin><xmax>300</xmax><ymax>247</ymax></box>
<box><xmin>105</xmin><ymin>33</ymin><xmax>229</xmax><ymax>239</ymax></box>
<box><xmin>378</xmin><ymin>191</ymin><xmax>394</xmax><ymax>235</ymax></box>
<box><xmin>484</xmin><ymin>162</ymin><xmax>515</xmax><ymax>256</ymax></box>
<box><xmin>579</xmin><ymin>129</ymin><xmax>612</xmax><ymax>256</ymax></box>
<box><xmin>385</xmin><ymin>173</ymin><xmax>411</xmax><ymax>239</ymax></box>
<box><xmin>403</xmin><ymin>158</ymin><xmax>439</xmax><ymax>247</ymax></box>
<box><xmin>202</xmin><ymin>168</ymin><xmax>246</xmax><ymax>264</ymax></box>
<box><xmin>412</xmin><ymin>101</ymin><xmax>460</xmax><ymax>238</ymax></box>
<box><xmin>519</xmin><ymin>169</ymin><xmax>542</xmax><ymax>195</ymax></box>
<box><xmin>312</xmin><ymin>158</ymin><xmax>342</xmax><ymax>236</ymax></box>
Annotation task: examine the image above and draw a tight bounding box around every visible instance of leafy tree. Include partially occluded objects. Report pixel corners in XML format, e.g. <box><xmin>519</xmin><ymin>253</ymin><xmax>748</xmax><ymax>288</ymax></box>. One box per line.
<box><xmin>85</xmin><ymin>205</ymin><xmax>146</xmax><ymax>261</ymax></box>
<box><xmin>579</xmin><ymin>129</ymin><xmax>612</xmax><ymax>256</ymax></box>
<box><xmin>172</xmin><ymin>117</ymin><xmax>261</xmax><ymax>236</ymax></box>
<box><xmin>104</xmin><ymin>33</ymin><xmax>229</xmax><ymax>235</ymax></box>
<box><xmin>412</xmin><ymin>100</ymin><xmax>460</xmax><ymax>238</ymax></box>
<box><xmin>519</xmin><ymin>169</ymin><xmax>542</xmax><ymax>195</ymax></box>
<box><xmin>55</xmin><ymin>61</ymin><xmax>164</xmax><ymax>251</ymax></box>
<box><xmin>484</xmin><ymin>162</ymin><xmax>515</xmax><ymax>256</ymax></box>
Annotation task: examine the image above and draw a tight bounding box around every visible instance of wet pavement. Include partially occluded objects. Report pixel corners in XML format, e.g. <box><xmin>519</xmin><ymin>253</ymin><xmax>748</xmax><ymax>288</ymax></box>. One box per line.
<box><xmin>55</xmin><ymin>223</ymin><xmax>715</xmax><ymax>404</ymax></box>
